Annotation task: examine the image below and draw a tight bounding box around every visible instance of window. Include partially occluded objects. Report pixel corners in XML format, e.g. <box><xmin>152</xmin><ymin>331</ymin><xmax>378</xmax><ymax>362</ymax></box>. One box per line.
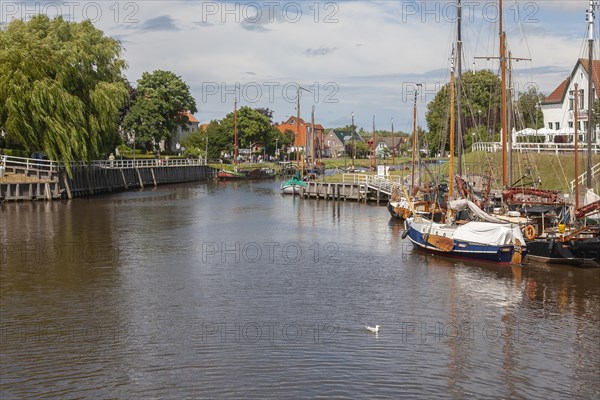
<box><xmin>569</xmin><ymin>90</ymin><xmax>574</xmax><ymax>110</ymax></box>
<box><xmin>556</xmin><ymin>122</ymin><xmax>560</xmax><ymax>130</ymax></box>
<box><xmin>569</xmin><ymin>121</ymin><xmax>573</xmax><ymax>128</ymax></box>
<box><xmin>579</xmin><ymin>89</ymin><xmax>585</xmax><ymax>109</ymax></box>
<box><xmin>549</xmin><ymin>122</ymin><xmax>553</xmax><ymax>129</ymax></box>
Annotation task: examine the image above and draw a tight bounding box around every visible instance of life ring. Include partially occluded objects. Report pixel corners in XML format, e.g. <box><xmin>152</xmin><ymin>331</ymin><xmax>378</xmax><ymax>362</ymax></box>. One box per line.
<box><xmin>525</xmin><ymin>225</ymin><xmax>536</xmax><ymax>240</ymax></box>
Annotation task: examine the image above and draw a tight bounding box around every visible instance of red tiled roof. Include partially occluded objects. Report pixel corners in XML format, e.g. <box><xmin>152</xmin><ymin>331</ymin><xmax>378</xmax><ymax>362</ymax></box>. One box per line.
<box><xmin>183</xmin><ymin>111</ymin><xmax>199</xmax><ymax>123</ymax></box>
<box><xmin>543</xmin><ymin>78</ymin><xmax>569</xmax><ymax>104</ymax></box>
<box><xmin>543</xmin><ymin>59</ymin><xmax>600</xmax><ymax>105</ymax></box>
<box><xmin>578</xmin><ymin>58</ymin><xmax>600</xmax><ymax>98</ymax></box>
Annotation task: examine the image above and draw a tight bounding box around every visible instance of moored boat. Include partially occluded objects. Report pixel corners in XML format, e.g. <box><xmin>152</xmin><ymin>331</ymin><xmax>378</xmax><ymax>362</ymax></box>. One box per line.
<box><xmin>280</xmin><ymin>175</ymin><xmax>307</xmax><ymax>194</ymax></box>
<box><xmin>405</xmin><ymin>217</ymin><xmax>523</xmax><ymax>265</ymax></box>
<box><xmin>218</xmin><ymin>169</ymin><xmax>247</xmax><ymax>180</ymax></box>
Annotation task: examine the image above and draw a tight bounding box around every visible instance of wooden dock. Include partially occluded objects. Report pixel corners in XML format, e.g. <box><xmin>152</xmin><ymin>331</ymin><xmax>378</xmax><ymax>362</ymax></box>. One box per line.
<box><xmin>0</xmin><ymin>155</ymin><xmax>217</xmax><ymax>201</ymax></box>
<box><xmin>297</xmin><ymin>174</ymin><xmax>404</xmax><ymax>204</ymax></box>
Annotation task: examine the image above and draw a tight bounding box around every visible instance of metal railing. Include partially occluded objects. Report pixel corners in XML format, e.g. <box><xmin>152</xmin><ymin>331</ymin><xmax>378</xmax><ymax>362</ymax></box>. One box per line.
<box><xmin>472</xmin><ymin>142</ymin><xmax>600</xmax><ymax>154</ymax></box>
<box><xmin>342</xmin><ymin>173</ymin><xmax>405</xmax><ymax>195</ymax></box>
<box><xmin>0</xmin><ymin>154</ymin><xmax>207</xmax><ymax>173</ymax></box>
<box><xmin>570</xmin><ymin>162</ymin><xmax>600</xmax><ymax>192</ymax></box>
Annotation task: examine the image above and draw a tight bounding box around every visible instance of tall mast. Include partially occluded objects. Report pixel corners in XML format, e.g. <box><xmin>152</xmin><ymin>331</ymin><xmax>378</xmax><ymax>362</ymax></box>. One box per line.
<box><xmin>449</xmin><ymin>47</ymin><xmax>456</xmax><ymax>198</ymax></box>
<box><xmin>296</xmin><ymin>87</ymin><xmax>301</xmax><ymax>165</ymax></box>
<box><xmin>500</xmin><ymin>0</ymin><xmax>508</xmax><ymax>188</ymax></box>
<box><xmin>311</xmin><ymin>105</ymin><xmax>316</xmax><ymax>165</ymax></box>
<box><xmin>507</xmin><ymin>51</ymin><xmax>514</xmax><ymax>186</ymax></box>
<box><xmin>391</xmin><ymin>118</ymin><xmax>395</xmax><ymax>165</ymax></box>
<box><xmin>234</xmin><ymin>96</ymin><xmax>238</xmax><ymax>167</ymax></box>
<box><xmin>575</xmin><ymin>83</ymin><xmax>580</xmax><ymax>210</ymax></box>
<box><xmin>351</xmin><ymin>112</ymin><xmax>355</xmax><ymax>170</ymax></box>
<box><xmin>587</xmin><ymin>0</ymin><xmax>595</xmax><ymax>189</ymax></box>
<box><xmin>411</xmin><ymin>87</ymin><xmax>419</xmax><ymax>189</ymax></box>
<box><xmin>372</xmin><ymin>115</ymin><xmax>376</xmax><ymax>169</ymax></box>
<box><xmin>448</xmin><ymin>46</ymin><xmax>460</xmax><ymax>200</ymax></box>
<box><xmin>456</xmin><ymin>0</ymin><xmax>463</xmax><ymax>177</ymax></box>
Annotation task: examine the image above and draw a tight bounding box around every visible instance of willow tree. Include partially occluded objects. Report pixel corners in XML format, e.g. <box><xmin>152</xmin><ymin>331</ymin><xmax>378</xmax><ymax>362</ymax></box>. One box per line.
<box><xmin>0</xmin><ymin>15</ymin><xmax>129</xmax><ymax>168</ymax></box>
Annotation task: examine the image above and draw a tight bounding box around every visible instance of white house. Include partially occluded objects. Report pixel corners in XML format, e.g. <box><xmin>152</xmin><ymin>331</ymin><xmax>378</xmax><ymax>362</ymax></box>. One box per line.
<box><xmin>541</xmin><ymin>58</ymin><xmax>600</xmax><ymax>144</ymax></box>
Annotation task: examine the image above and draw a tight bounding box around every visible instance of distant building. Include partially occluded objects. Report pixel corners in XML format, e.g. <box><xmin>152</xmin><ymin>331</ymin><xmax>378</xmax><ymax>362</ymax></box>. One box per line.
<box><xmin>541</xmin><ymin>58</ymin><xmax>600</xmax><ymax>144</ymax></box>
<box><xmin>276</xmin><ymin>116</ymin><xmax>325</xmax><ymax>155</ymax></box>
<box><xmin>323</xmin><ymin>130</ymin><xmax>345</xmax><ymax>157</ymax></box>
<box><xmin>172</xmin><ymin>111</ymin><xmax>200</xmax><ymax>151</ymax></box>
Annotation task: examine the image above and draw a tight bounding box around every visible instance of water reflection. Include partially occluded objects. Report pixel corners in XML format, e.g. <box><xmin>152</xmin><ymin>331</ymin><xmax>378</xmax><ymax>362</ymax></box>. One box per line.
<box><xmin>1</xmin><ymin>181</ymin><xmax>599</xmax><ymax>399</ymax></box>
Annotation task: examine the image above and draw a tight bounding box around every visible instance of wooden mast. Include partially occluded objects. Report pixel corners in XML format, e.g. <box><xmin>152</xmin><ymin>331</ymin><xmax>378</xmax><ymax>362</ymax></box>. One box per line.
<box><xmin>449</xmin><ymin>47</ymin><xmax>456</xmax><ymax>198</ymax></box>
<box><xmin>411</xmin><ymin>87</ymin><xmax>419</xmax><ymax>189</ymax></box>
<box><xmin>575</xmin><ymin>83</ymin><xmax>580</xmax><ymax>210</ymax></box>
<box><xmin>587</xmin><ymin>0</ymin><xmax>595</xmax><ymax>189</ymax></box>
<box><xmin>234</xmin><ymin>96</ymin><xmax>238</xmax><ymax>168</ymax></box>
<box><xmin>500</xmin><ymin>0</ymin><xmax>508</xmax><ymax>188</ymax></box>
<box><xmin>456</xmin><ymin>0</ymin><xmax>463</xmax><ymax>178</ymax></box>
<box><xmin>391</xmin><ymin>118</ymin><xmax>395</xmax><ymax>165</ymax></box>
<box><xmin>372</xmin><ymin>115</ymin><xmax>376</xmax><ymax>170</ymax></box>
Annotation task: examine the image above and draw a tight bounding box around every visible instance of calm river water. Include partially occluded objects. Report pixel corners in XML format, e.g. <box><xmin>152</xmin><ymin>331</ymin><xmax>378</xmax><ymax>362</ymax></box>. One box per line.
<box><xmin>1</xmin><ymin>180</ymin><xmax>599</xmax><ymax>399</ymax></box>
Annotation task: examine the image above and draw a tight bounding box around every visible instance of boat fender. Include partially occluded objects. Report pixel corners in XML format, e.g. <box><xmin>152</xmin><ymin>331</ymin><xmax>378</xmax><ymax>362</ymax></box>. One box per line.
<box><xmin>402</xmin><ymin>229</ymin><xmax>409</xmax><ymax>239</ymax></box>
<box><xmin>525</xmin><ymin>225</ymin><xmax>536</xmax><ymax>241</ymax></box>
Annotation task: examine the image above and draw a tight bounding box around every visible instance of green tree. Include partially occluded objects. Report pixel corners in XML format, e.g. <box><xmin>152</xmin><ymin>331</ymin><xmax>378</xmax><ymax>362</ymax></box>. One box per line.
<box><xmin>124</xmin><ymin>70</ymin><xmax>196</xmax><ymax>151</ymax></box>
<box><xmin>425</xmin><ymin>69</ymin><xmax>501</xmax><ymax>155</ymax></box>
<box><xmin>515</xmin><ymin>86</ymin><xmax>545</xmax><ymax>129</ymax></box>
<box><xmin>0</xmin><ymin>15</ymin><xmax>129</xmax><ymax>168</ymax></box>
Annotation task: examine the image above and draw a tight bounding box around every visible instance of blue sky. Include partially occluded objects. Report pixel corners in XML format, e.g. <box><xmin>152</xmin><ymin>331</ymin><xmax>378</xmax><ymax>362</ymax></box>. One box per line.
<box><xmin>1</xmin><ymin>0</ymin><xmax>598</xmax><ymax>131</ymax></box>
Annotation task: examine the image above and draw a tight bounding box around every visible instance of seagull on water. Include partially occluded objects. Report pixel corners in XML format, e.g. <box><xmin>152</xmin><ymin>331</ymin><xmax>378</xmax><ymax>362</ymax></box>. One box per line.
<box><xmin>365</xmin><ymin>324</ymin><xmax>380</xmax><ymax>333</ymax></box>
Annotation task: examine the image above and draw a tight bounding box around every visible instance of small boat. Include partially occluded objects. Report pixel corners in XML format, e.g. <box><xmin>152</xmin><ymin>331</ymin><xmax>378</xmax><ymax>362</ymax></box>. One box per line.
<box><xmin>280</xmin><ymin>175</ymin><xmax>307</xmax><ymax>194</ymax></box>
<box><xmin>218</xmin><ymin>169</ymin><xmax>247</xmax><ymax>180</ymax></box>
<box><xmin>525</xmin><ymin>239</ymin><xmax>584</xmax><ymax>266</ymax></box>
<box><xmin>246</xmin><ymin>168</ymin><xmax>276</xmax><ymax>179</ymax></box>
<box><xmin>388</xmin><ymin>198</ymin><xmax>411</xmax><ymax>220</ymax></box>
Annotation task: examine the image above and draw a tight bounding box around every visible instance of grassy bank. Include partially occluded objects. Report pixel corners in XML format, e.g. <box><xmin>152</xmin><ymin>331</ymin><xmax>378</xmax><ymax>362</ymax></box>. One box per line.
<box><xmin>461</xmin><ymin>151</ymin><xmax>600</xmax><ymax>192</ymax></box>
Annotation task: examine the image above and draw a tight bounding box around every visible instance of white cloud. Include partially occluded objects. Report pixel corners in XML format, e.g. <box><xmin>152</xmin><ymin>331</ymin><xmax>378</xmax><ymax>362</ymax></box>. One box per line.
<box><xmin>31</xmin><ymin>0</ymin><xmax>593</xmax><ymax>129</ymax></box>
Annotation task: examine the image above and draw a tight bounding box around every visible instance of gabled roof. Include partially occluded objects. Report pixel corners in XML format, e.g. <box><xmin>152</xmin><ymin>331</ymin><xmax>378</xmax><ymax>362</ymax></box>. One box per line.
<box><xmin>282</xmin><ymin>116</ymin><xmax>307</xmax><ymax>126</ymax></box>
<box><xmin>182</xmin><ymin>111</ymin><xmax>199</xmax><ymax>124</ymax></box>
<box><xmin>328</xmin><ymin>130</ymin><xmax>346</xmax><ymax>143</ymax></box>
<box><xmin>542</xmin><ymin>58</ymin><xmax>600</xmax><ymax>105</ymax></box>
<box><xmin>543</xmin><ymin>78</ymin><xmax>570</xmax><ymax>105</ymax></box>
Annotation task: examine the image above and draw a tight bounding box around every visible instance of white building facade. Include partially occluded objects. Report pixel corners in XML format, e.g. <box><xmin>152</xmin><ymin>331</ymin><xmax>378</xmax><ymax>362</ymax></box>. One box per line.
<box><xmin>541</xmin><ymin>58</ymin><xmax>600</xmax><ymax>144</ymax></box>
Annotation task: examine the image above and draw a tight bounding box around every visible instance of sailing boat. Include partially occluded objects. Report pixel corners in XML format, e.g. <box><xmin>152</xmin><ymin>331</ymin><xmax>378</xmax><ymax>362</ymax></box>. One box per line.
<box><xmin>404</xmin><ymin>0</ymin><xmax>525</xmax><ymax>265</ymax></box>
<box><xmin>522</xmin><ymin>1</ymin><xmax>600</xmax><ymax>266</ymax></box>
<box><xmin>218</xmin><ymin>96</ymin><xmax>247</xmax><ymax>180</ymax></box>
